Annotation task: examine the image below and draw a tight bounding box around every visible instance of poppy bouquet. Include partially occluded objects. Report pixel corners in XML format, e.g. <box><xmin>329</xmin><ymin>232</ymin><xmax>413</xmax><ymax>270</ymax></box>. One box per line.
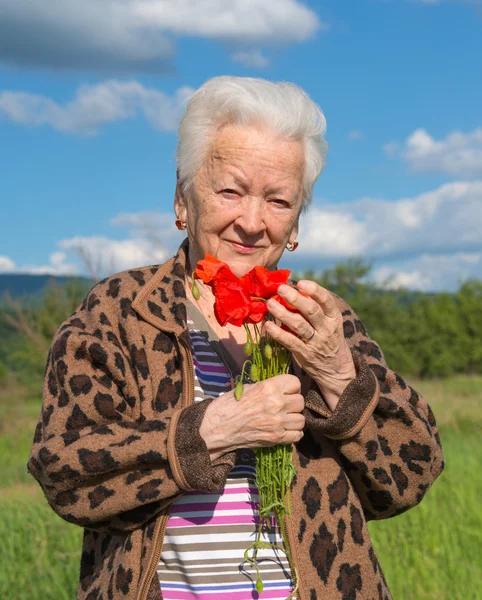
<box><xmin>193</xmin><ymin>255</ymin><xmax>300</xmax><ymax>597</ymax></box>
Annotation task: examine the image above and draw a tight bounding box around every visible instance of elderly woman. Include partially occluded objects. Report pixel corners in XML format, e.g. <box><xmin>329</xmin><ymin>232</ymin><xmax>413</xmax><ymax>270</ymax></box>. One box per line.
<box><xmin>28</xmin><ymin>76</ymin><xmax>443</xmax><ymax>600</ymax></box>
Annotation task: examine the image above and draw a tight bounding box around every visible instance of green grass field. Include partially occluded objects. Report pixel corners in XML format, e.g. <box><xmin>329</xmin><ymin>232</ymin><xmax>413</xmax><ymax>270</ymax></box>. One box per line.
<box><xmin>0</xmin><ymin>376</ymin><xmax>481</xmax><ymax>599</ymax></box>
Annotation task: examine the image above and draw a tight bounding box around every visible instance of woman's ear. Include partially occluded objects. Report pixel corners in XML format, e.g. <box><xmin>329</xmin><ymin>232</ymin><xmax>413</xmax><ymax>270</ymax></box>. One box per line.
<box><xmin>174</xmin><ymin>175</ymin><xmax>188</xmax><ymax>223</ymax></box>
<box><xmin>289</xmin><ymin>216</ymin><xmax>300</xmax><ymax>244</ymax></box>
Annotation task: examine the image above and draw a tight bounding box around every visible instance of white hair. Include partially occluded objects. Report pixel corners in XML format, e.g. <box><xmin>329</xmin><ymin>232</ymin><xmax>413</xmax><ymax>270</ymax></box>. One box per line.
<box><xmin>176</xmin><ymin>76</ymin><xmax>328</xmax><ymax>210</ymax></box>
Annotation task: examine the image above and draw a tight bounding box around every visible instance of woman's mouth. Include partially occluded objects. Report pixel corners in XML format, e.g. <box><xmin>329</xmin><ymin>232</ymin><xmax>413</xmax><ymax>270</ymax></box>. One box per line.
<box><xmin>230</xmin><ymin>241</ymin><xmax>258</xmax><ymax>254</ymax></box>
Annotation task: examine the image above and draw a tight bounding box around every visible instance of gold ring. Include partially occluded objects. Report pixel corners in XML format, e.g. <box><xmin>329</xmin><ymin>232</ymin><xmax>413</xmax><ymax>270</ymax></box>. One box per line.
<box><xmin>304</xmin><ymin>328</ymin><xmax>316</xmax><ymax>342</ymax></box>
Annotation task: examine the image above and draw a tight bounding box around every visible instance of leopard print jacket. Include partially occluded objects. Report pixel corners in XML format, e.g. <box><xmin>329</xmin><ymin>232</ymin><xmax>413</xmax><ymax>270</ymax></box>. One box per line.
<box><xmin>28</xmin><ymin>241</ymin><xmax>444</xmax><ymax>600</ymax></box>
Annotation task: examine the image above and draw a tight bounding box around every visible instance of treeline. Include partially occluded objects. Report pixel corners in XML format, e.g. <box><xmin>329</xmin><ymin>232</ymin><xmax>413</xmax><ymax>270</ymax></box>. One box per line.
<box><xmin>1</xmin><ymin>260</ymin><xmax>481</xmax><ymax>385</ymax></box>
<box><xmin>297</xmin><ymin>258</ymin><xmax>482</xmax><ymax>378</ymax></box>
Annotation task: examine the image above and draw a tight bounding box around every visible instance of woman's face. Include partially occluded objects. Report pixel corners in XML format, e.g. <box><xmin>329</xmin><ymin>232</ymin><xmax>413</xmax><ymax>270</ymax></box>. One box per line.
<box><xmin>175</xmin><ymin>124</ymin><xmax>305</xmax><ymax>278</ymax></box>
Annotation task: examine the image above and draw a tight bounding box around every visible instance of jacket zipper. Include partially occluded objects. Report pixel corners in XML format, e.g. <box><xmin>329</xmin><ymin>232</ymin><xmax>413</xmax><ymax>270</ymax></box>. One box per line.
<box><xmin>138</xmin><ymin>336</ymin><xmax>195</xmax><ymax>600</ymax></box>
<box><xmin>138</xmin><ymin>513</ymin><xmax>169</xmax><ymax>600</ymax></box>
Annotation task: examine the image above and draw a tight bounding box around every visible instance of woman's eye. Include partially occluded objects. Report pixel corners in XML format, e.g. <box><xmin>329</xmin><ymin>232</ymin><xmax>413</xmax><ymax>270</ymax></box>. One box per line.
<box><xmin>222</xmin><ymin>189</ymin><xmax>239</xmax><ymax>196</ymax></box>
<box><xmin>270</xmin><ymin>199</ymin><xmax>290</xmax><ymax>207</ymax></box>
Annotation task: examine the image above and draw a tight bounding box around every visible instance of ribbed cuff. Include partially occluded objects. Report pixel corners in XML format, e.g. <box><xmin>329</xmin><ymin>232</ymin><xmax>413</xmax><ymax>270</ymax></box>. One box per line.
<box><xmin>167</xmin><ymin>399</ymin><xmax>236</xmax><ymax>492</ymax></box>
<box><xmin>304</xmin><ymin>348</ymin><xmax>380</xmax><ymax>440</ymax></box>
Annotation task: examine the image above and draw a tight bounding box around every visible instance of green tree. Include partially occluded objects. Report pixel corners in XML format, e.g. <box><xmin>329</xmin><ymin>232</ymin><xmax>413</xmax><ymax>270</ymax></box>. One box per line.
<box><xmin>1</xmin><ymin>279</ymin><xmax>89</xmax><ymax>389</ymax></box>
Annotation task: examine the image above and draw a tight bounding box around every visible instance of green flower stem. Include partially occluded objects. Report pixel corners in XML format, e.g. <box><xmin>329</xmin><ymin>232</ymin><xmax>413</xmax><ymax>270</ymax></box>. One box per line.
<box><xmin>241</xmin><ymin>323</ymin><xmax>297</xmax><ymax>599</ymax></box>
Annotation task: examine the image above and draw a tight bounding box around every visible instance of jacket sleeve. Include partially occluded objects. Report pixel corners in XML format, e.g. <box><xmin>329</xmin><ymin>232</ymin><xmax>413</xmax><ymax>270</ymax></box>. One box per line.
<box><xmin>303</xmin><ymin>294</ymin><xmax>444</xmax><ymax>521</ymax></box>
<box><xmin>27</xmin><ymin>303</ymin><xmax>235</xmax><ymax>535</ymax></box>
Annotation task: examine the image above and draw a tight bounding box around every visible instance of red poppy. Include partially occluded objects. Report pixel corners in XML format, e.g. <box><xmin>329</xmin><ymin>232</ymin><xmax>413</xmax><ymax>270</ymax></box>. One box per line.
<box><xmin>194</xmin><ymin>254</ymin><xmax>237</xmax><ymax>285</ymax></box>
<box><xmin>246</xmin><ymin>299</ymin><xmax>269</xmax><ymax>324</ymax></box>
<box><xmin>212</xmin><ymin>278</ymin><xmax>252</xmax><ymax>327</ymax></box>
<box><xmin>240</xmin><ymin>266</ymin><xmax>291</xmax><ymax>298</ymax></box>
<box><xmin>194</xmin><ymin>256</ymin><xmax>304</xmax><ymax>327</ymax></box>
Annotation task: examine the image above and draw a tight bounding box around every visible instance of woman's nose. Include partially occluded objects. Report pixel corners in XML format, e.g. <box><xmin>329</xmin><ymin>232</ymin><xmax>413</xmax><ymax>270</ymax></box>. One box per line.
<box><xmin>235</xmin><ymin>198</ymin><xmax>267</xmax><ymax>236</ymax></box>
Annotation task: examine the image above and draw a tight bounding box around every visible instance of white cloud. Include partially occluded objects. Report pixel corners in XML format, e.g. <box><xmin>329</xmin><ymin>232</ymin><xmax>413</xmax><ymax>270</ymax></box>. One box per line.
<box><xmin>0</xmin><ymin>256</ymin><xmax>15</xmax><ymax>272</ymax></box>
<box><xmin>0</xmin><ymin>0</ymin><xmax>323</xmax><ymax>73</ymax></box>
<box><xmin>56</xmin><ymin>213</ymin><xmax>185</xmax><ymax>277</ymax></box>
<box><xmin>0</xmin><ymin>81</ymin><xmax>194</xmax><ymax>136</ymax></box>
<box><xmin>231</xmin><ymin>50</ymin><xmax>270</xmax><ymax>68</ymax></box>
<box><xmin>0</xmin><ymin>0</ymin><xmax>173</xmax><ymax>74</ymax></box>
<box><xmin>301</xmin><ymin>210</ymin><xmax>372</xmax><ymax>256</ymax></box>
<box><xmin>0</xmin><ymin>252</ymin><xmax>79</xmax><ymax>276</ymax></box>
<box><xmin>58</xmin><ymin>236</ymin><xmax>169</xmax><ymax>277</ymax></box>
<box><xmin>50</xmin><ymin>252</ymin><xmax>68</xmax><ymax>269</ymax></box>
<box><xmin>348</xmin><ymin>130</ymin><xmax>363</xmax><ymax>141</ymax></box>
<box><xmin>301</xmin><ymin>180</ymin><xmax>482</xmax><ymax>259</ymax></box>
<box><xmin>385</xmin><ymin>127</ymin><xmax>482</xmax><ymax>178</ymax></box>
<box><xmin>372</xmin><ymin>252</ymin><xmax>482</xmax><ymax>292</ymax></box>
<box><xmin>134</xmin><ymin>0</ymin><xmax>323</xmax><ymax>42</ymax></box>
<box><xmin>372</xmin><ymin>265</ymin><xmax>434</xmax><ymax>291</ymax></box>
<box><xmin>26</xmin><ymin>251</ymin><xmax>78</xmax><ymax>275</ymax></box>
<box><xmin>296</xmin><ymin>180</ymin><xmax>482</xmax><ymax>290</ymax></box>
<box><xmin>2</xmin><ymin>214</ymin><xmax>183</xmax><ymax>278</ymax></box>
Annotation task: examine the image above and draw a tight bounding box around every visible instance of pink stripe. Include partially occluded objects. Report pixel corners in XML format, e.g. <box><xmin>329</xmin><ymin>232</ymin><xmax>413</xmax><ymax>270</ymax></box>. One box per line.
<box><xmin>170</xmin><ymin>501</ymin><xmax>258</xmax><ymax>514</ymax></box>
<box><xmin>161</xmin><ymin>589</ymin><xmax>294</xmax><ymax>600</ymax></box>
<box><xmin>167</xmin><ymin>515</ymin><xmax>259</xmax><ymax>526</ymax></box>
<box><xmin>222</xmin><ymin>486</ymin><xmax>258</xmax><ymax>495</ymax></box>
<box><xmin>167</xmin><ymin>515</ymin><xmax>277</xmax><ymax>527</ymax></box>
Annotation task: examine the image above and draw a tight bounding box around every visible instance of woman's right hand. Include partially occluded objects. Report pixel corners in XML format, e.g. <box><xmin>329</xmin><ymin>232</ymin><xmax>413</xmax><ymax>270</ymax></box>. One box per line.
<box><xmin>199</xmin><ymin>374</ymin><xmax>305</xmax><ymax>460</ymax></box>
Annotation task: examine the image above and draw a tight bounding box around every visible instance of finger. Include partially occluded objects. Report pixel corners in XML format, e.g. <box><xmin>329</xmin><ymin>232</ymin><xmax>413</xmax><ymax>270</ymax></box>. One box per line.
<box><xmin>284</xmin><ymin>413</ymin><xmax>306</xmax><ymax>431</ymax></box>
<box><xmin>280</xmin><ymin>429</ymin><xmax>304</xmax><ymax>445</ymax></box>
<box><xmin>267</xmin><ymin>296</ymin><xmax>317</xmax><ymax>340</ymax></box>
<box><xmin>296</xmin><ymin>280</ymin><xmax>340</xmax><ymax>319</ymax></box>
<box><xmin>264</xmin><ymin>319</ymin><xmax>304</xmax><ymax>353</ymax></box>
<box><xmin>285</xmin><ymin>393</ymin><xmax>305</xmax><ymax>413</ymax></box>
<box><xmin>272</xmin><ymin>284</ymin><xmax>326</xmax><ymax>329</ymax></box>
<box><xmin>271</xmin><ymin>373</ymin><xmax>301</xmax><ymax>394</ymax></box>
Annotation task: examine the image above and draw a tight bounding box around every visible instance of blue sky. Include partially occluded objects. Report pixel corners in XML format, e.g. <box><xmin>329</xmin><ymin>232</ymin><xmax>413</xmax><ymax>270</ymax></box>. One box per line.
<box><xmin>1</xmin><ymin>0</ymin><xmax>481</xmax><ymax>291</ymax></box>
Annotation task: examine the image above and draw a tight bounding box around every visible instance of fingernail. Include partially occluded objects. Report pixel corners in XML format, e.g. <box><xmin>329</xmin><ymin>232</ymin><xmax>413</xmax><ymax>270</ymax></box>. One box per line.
<box><xmin>297</xmin><ymin>280</ymin><xmax>308</xmax><ymax>290</ymax></box>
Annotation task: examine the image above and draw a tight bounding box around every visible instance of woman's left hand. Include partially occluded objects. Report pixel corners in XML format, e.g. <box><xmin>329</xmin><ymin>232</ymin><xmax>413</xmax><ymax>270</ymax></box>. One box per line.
<box><xmin>265</xmin><ymin>280</ymin><xmax>356</xmax><ymax>411</ymax></box>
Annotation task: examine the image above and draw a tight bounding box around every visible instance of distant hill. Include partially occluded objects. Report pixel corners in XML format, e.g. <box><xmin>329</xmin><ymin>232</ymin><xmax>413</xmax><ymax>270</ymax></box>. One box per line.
<box><xmin>0</xmin><ymin>273</ymin><xmax>92</xmax><ymax>300</ymax></box>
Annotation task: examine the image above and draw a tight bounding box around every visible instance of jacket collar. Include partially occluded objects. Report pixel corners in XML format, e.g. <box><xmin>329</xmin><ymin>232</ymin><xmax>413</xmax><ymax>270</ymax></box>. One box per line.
<box><xmin>132</xmin><ymin>239</ymin><xmax>190</xmax><ymax>341</ymax></box>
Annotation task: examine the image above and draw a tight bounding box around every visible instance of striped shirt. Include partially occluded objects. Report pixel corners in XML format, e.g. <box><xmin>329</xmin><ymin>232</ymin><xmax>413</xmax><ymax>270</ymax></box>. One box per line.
<box><xmin>156</xmin><ymin>314</ymin><xmax>294</xmax><ymax>599</ymax></box>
